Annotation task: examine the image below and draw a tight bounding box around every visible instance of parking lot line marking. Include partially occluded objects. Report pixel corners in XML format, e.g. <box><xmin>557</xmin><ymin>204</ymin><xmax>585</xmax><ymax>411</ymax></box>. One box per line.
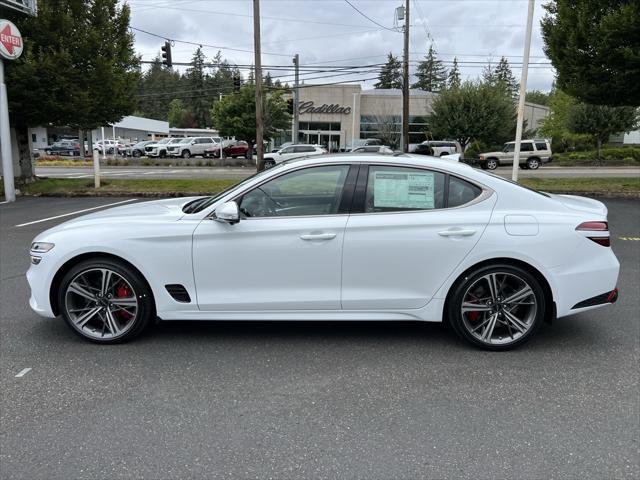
<box><xmin>15</xmin><ymin>368</ymin><xmax>32</xmax><ymax>378</ymax></box>
<box><xmin>14</xmin><ymin>199</ymin><xmax>137</xmax><ymax>227</ymax></box>
<box><xmin>618</xmin><ymin>237</ymin><xmax>640</xmax><ymax>241</ymax></box>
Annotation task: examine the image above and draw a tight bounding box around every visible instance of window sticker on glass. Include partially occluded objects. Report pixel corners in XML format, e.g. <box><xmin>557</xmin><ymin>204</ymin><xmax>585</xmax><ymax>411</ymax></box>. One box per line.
<box><xmin>373</xmin><ymin>171</ymin><xmax>435</xmax><ymax>209</ymax></box>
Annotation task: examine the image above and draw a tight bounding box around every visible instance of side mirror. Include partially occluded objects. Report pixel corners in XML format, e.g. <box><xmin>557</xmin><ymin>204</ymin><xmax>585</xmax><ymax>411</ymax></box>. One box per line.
<box><xmin>191</xmin><ymin>140</ymin><xmax>197</xmax><ymax>145</ymax></box>
<box><xmin>214</xmin><ymin>201</ymin><xmax>240</xmax><ymax>224</ymax></box>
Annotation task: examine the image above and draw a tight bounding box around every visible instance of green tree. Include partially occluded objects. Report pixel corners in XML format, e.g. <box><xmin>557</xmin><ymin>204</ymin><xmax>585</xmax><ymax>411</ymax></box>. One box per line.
<box><xmin>6</xmin><ymin>0</ymin><xmax>140</xmax><ymax>175</ymax></box>
<box><xmin>167</xmin><ymin>99</ymin><xmax>185</xmax><ymax>127</ymax></box>
<box><xmin>428</xmin><ymin>81</ymin><xmax>516</xmax><ymax>151</ymax></box>
<box><xmin>526</xmin><ymin>90</ymin><xmax>551</xmax><ymax>106</ymax></box>
<box><xmin>493</xmin><ymin>56</ymin><xmax>519</xmax><ymax>98</ymax></box>
<box><xmin>138</xmin><ymin>57</ymin><xmax>181</xmax><ymax>120</ymax></box>
<box><xmin>211</xmin><ymin>84</ymin><xmax>290</xmax><ymax>143</ymax></box>
<box><xmin>185</xmin><ymin>47</ymin><xmax>210</xmax><ymax>128</ymax></box>
<box><xmin>374</xmin><ymin>52</ymin><xmax>402</xmax><ymax>89</ymax></box>
<box><xmin>541</xmin><ymin>0</ymin><xmax>640</xmax><ymax>106</ymax></box>
<box><xmin>539</xmin><ymin>89</ymin><xmax>588</xmax><ymax>151</ymax></box>
<box><xmin>412</xmin><ymin>45</ymin><xmax>447</xmax><ymax>92</ymax></box>
<box><xmin>568</xmin><ymin>104</ymin><xmax>639</xmax><ymax>162</ymax></box>
<box><xmin>447</xmin><ymin>57</ymin><xmax>461</xmax><ymax>89</ymax></box>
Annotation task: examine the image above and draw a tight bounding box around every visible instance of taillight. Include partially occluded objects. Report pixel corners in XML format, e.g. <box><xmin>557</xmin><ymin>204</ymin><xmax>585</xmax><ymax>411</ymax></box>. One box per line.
<box><xmin>576</xmin><ymin>221</ymin><xmax>610</xmax><ymax>247</ymax></box>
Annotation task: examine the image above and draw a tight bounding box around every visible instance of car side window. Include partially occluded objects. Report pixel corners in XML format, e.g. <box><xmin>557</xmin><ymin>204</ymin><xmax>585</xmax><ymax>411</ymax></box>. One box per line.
<box><xmin>365</xmin><ymin>166</ymin><xmax>446</xmax><ymax>213</ymax></box>
<box><xmin>294</xmin><ymin>146</ymin><xmax>315</xmax><ymax>153</ymax></box>
<box><xmin>535</xmin><ymin>142</ymin><xmax>547</xmax><ymax>151</ymax></box>
<box><xmin>448</xmin><ymin>176</ymin><xmax>482</xmax><ymax>208</ymax></box>
<box><xmin>521</xmin><ymin>142</ymin><xmax>534</xmax><ymax>152</ymax></box>
<box><xmin>239</xmin><ymin>165</ymin><xmax>351</xmax><ymax>218</ymax></box>
<box><xmin>280</xmin><ymin>146</ymin><xmax>294</xmax><ymax>154</ymax></box>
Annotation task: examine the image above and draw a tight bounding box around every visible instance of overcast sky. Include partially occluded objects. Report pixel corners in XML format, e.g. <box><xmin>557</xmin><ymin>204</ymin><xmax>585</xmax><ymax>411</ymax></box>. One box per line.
<box><xmin>125</xmin><ymin>0</ymin><xmax>555</xmax><ymax>91</ymax></box>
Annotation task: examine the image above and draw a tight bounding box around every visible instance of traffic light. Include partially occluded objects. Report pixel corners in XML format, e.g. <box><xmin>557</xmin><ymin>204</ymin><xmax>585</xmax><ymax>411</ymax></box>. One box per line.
<box><xmin>161</xmin><ymin>41</ymin><xmax>172</xmax><ymax>68</ymax></box>
<box><xmin>286</xmin><ymin>98</ymin><xmax>294</xmax><ymax>115</ymax></box>
<box><xmin>233</xmin><ymin>75</ymin><xmax>241</xmax><ymax>92</ymax></box>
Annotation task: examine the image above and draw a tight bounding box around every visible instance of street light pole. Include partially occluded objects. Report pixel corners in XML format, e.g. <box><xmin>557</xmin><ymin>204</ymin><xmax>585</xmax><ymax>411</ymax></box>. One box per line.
<box><xmin>402</xmin><ymin>0</ymin><xmax>410</xmax><ymax>153</ymax></box>
<box><xmin>253</xmin><ymin>0</ymin><xmax>265</xmax><ymax>171</ymax></box>
<box><xmin>293</xmin><ymin>54</ymin><xmax>299</xmax><ymax>144</ymax></box>
<box><xmin>512</xmin><ymin>0</ymin><xmax>535</xmax><ymax>181</ymax></box>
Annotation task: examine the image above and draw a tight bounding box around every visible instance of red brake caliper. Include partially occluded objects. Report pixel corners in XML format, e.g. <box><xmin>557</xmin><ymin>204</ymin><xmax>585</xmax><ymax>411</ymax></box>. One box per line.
<box><xmin>466</xmin><ymin>311</ymin><xmax>480</xmax><ymax>322</ymax></box>
<box><xmin>115</xmin><ymin>283</ymin><xmax>132</xmax><ymax>320</ymax></box>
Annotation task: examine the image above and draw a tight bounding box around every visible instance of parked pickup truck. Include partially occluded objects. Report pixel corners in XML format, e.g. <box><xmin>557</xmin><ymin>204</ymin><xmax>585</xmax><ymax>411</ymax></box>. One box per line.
<box><xmin>478</xmin><ymin>139</ymin><xmax>552</xmax><ymax>170</ymax></box>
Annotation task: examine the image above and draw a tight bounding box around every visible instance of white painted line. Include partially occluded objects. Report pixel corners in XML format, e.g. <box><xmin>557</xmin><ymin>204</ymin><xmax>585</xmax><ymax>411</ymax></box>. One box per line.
<box><xmin>15</xmin><ymin>368</ymin><xmax>32</xmax><ymax>378</ymax></box>
<box><xmin>14</xmin><ymin>199</ymin><xmax>137</xmax><ymax>227</ymax></box>
<box><xmin>0</xmin><ymin>200</ymin><xmax>10</xmax><ymax>205</ymax></box>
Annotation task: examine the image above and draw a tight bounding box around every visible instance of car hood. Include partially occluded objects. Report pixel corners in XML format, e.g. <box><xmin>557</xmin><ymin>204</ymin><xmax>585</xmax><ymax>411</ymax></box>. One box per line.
<box><xmin>548</xmin><ymin>194</ymin><xmax>608</xmax><ymax>217</ymax></box>
<box><xmin>42</xmin><ymin>197</ymin><xmax>202</xmax><ymax>234</ymax></box>
<box><xmin>481</xmin><ymin>151</ymin><xmax>504</xmax><ymax>157</ymax></box>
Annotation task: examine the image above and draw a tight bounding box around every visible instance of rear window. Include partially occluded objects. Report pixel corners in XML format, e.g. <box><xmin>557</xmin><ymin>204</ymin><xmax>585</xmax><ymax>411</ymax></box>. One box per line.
<box><xmin>448</xmin><ymin>176</ymin><xmax>482</xmax><ymax>207</ymax></box>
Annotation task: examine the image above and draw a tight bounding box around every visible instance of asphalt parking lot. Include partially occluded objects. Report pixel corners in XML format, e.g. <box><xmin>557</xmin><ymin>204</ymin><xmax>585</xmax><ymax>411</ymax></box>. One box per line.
<box><xmin>1</xmin><ymin>196</ymin><xmax>639</xmax><ymax>479</ymax></box>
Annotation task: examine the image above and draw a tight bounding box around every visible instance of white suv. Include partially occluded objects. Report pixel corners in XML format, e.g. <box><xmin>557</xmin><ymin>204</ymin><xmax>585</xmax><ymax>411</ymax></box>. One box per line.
<box><xmin>168</xmin><ymin>137</ymin><xmax>218</xmax><ymax>158</ymax></box>
<box><xmin>144</xmin><ymin>138</ymin><xmax>183</xmax><ymax>158</ymax></box>
<box><xmin>263</xmin><ymin>144</ymin><xmax>327</xmax><ymax>168</ymax></box>
<box><xmin>479</xmin><ymin>139</ymin><xmax>552</xmax><ymax>170</ymax></box>
<box><xmin>422</xmin><ymin>140</ymin><xmax>458</xmax><ymax>157</ymax></box>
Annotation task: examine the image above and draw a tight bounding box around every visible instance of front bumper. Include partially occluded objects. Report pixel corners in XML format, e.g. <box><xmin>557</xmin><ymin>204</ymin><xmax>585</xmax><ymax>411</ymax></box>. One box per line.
<box><xmin>26</xmin><ymin>263</ymin><xmax>56</xmax><ymax>318</ymax></box>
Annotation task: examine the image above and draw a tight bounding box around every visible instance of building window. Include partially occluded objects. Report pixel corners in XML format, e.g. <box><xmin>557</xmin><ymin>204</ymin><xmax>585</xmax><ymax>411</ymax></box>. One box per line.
<box><xmin>300</xmin><ymin>122</ymin><xmax>341</xmax><ymax>132</ymax></box>
<box><xmin>32</xmin><ymin>133</ymin><xmax>37</xmax><ymax>142</ymax></box>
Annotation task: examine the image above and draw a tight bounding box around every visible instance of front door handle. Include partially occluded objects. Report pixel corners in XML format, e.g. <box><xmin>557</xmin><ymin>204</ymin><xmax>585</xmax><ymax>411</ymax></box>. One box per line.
<box><xmin>437</xmin><ymin>229</ymin><xmax>476</xmax><ymax>237</ymax></box>
<box><xmin>300</xmin><ymin>233</ymin><xmax>337</xmax><ymax>241</ymax></box>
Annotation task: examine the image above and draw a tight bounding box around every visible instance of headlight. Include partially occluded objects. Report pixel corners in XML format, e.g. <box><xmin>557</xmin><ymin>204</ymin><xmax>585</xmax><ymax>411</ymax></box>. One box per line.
<box><xmin>479</xmin><ymin>155</ymin><xmax>485</xmax><ymax>160</ymax></box>
<box><xmin>30</xmin><ymin>242</ymin><xmax>55</xmax><ymax>253</ymax></box>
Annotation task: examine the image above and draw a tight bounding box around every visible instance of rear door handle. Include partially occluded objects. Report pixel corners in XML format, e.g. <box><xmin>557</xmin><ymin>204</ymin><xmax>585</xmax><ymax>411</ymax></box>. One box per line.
<box><xmin>300</xmin><ymin>233</ymin><xmax>337</xmax><ymax>241</ymax></box>
<box><xmin>438</xmin><ymin>229</ymin><xmax>476</xmax><ymax>237</ymax></box>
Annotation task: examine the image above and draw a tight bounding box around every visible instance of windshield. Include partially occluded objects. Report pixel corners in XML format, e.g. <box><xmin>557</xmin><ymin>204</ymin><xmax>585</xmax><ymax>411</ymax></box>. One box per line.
<box><xmin>179</xmin><ymin>138</ymin><xmax>192</xmax><ymax>144</ymax></box>
<box><xmin>182</xmin><ymin>163</ymin><xmax>287</xmax><ymax>214</ymax></box>
<box><xmin>155</xmin><ymin>138</ymin><xmax>170</xmax><ymax>144</ymax></box>
<box><xmin>502</xmin><ymin>143</ymin><xmax>515</xmax><ymax>152</ymax></box>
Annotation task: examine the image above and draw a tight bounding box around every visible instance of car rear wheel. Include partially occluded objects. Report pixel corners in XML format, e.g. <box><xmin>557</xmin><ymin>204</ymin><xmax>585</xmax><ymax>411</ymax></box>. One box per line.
<box><xmin>264</xmin><ymin>159</ymin><xmax>276</xmax><ymax>169</ymax></box>
<box><xmin>245</xmin><ymin>151</ymin><xmax>251</xmax><ymax>159</ymax></box>
<box><xmin>447</xmin><ymin>264</ymin><xmax>545</xmax><ymax>350</ymax></box>
<box><xmin>486</xmin><ymin>158</ymin><xmax>498</xmax><ymax>170</ymax></box>
<box><xmin>526</xmin><ymin>158</ymin><xmax>540</xmax><ymax>170</ymax></box>
<box><xmin>58</xmin><ymin>259</ymin><xmax>154</xmax><ymax>343</ymax></box>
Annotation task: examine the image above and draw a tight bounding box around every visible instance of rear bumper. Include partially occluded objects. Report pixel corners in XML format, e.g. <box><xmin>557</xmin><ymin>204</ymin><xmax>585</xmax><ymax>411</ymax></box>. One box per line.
<box><xmin>571</xmin><ymin>288</ymin><xmax>618</xmax><ymax>309</ymax></box>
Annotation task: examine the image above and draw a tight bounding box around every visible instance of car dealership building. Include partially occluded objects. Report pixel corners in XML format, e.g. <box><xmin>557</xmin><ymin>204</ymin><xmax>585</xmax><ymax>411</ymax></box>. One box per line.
<box><xmin>284</xmin><ymin>84</ymin><xmax>550</xmax><ymax>151</ymax></box>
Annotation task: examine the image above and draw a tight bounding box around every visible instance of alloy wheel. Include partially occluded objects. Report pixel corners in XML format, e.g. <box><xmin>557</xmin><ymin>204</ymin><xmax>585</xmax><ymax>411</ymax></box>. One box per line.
<box><xmin>460</xmin><ymin>272</ymin><xmax>537</xmax><ymax>346</ymax></box>
<box><xmin>64</xmin><ymin>268</ymin><xmax>139</xmax><ymax>340</ymax></box>
<box><xmin>486</xmin><ymin>159</ymin><xmax>497</xmax><ymax>170</ymax></box>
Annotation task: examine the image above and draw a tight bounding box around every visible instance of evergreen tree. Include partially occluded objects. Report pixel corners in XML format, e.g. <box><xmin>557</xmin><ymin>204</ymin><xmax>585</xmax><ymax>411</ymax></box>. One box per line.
<box><xmin>493</xmin><ymin>56</ymin><xmax>519</xmax><ymax>98</ymax></box>
<box><xmin>167</xmin><ymin>99</ymin><xmax>185</xmax><ymax>127</ymax></box>
<box><xmin>447</xmin><ymin>57</ymin><xmax>461</xmax><ymax>89</ymax></box>
<box><xmin>138</xmin><ymin>57</ymin><xmax>181</xmax><ymax>120</ymax></box>
<box><xmin>5</xmin><ymin>0</ymin><xmax>140</xmax><ymax>176</ymax></box>
<box><xmin>263</xmin><ymin>72</ymin><xmax>274</xmax><ymax>87</ymax></box>
<box><xmin>185</xmin><ymin>47</ymin><xmax>210</xmax><ymax>128</ymax></box>
<box><xmin>374</xmin><ymin>52</ymin><xmax>403</xmax><ymax>89</ymax></box>
<box><xmin>412</xmin><ymin>45</ymin><xmax>447</xmax><ymax>92</ymax></box>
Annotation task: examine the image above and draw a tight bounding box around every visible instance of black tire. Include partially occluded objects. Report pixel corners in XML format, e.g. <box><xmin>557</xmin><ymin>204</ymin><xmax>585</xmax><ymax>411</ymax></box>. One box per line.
<box><xmin>264</xmin><ymin>159</ymin><xmax>276</xmax><ymax>169</ymax></box>
<box><xmin>133</xmin><ymin>150</ymin><xmax>141</xmax><ymax>158</ymax></box>
<box><xmin>447</xmin><ymin>263</ymin><xmax>546</xmax><ymax>350</ymax></box>
<box><xmin>245</xmin><ymin>151</ymin><xmax>251</xmax><ymax>160</ymax></box>
<box><xmin>57</xmin><ymin>258</ymin><xmax>155</xmax><ymax>344</ymax></box>
<box><xmin>182</xmin><ymin>150</ymin><xmax>191</xmax><ymax>159</ymax></box>
<box><xmin>526</xmin><ymin>158</ymin><xmax>540</xmax><ymax>170</ymax></box>
<box><xmin>485</xmin><ymin>158</ymin><xmax>498</xmax><ymax>170</ymax></box>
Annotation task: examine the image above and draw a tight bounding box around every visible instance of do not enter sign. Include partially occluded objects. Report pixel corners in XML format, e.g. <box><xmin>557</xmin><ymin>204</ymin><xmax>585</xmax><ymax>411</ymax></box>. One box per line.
<box><xmin>0</xmin><ymin>19</ymin><xmax>23</xmax><ymax>61</ymax></box>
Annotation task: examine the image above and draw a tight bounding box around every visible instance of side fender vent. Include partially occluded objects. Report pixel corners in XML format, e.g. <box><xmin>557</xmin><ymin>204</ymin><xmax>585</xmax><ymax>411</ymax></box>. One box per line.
<box><xmin>165</xmin><ymin>284</ymin><xmax>191</xmax><ymax>303</ymax></box>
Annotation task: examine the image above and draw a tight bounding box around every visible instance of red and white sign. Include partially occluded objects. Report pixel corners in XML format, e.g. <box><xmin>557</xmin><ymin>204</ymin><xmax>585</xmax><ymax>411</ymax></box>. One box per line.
<box><xmin>0</xmin><ymin>19</ymin><xmax>23</xmax><ymax>61</ymax></box>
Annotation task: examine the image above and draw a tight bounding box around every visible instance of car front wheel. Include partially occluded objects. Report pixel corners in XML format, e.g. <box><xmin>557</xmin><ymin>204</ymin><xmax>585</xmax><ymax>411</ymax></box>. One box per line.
<box><xmin>485</xmin><ymin>158</ymin><xmax>498</xmax><ymax>170</ymax></box>
<box><xmin>58</xmin><ymin>259</ymin><xmax>155</xmax><ymax>343</ymax></box>
<box><xmin>181</xmin><ymin>150</ymin><xmax>191</xmax><ymax>158</ymax></box>
<box><xmin>447</xmin><ymin>264</ymin><xmax>545</xmax><ymax>350</ymax></box>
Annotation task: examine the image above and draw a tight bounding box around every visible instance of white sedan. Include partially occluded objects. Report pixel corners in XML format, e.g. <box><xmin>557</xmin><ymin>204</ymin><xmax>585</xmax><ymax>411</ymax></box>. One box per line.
<box><xmin>27</xmin><ymin>155</ymin><xmax>620</xmax><ymax>349</ymax></box>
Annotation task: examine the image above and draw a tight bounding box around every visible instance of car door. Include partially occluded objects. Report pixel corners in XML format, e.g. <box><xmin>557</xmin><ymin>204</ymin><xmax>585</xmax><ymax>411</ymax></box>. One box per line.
<box><xmin>192</xmin><ymin>163</ymin><xmax>357</xmax><ymax>311</ymax></box>
<box><xmin>341</xmin><ymin>164</ymin><xmax>495</xmax><ymax>310</ymax></box>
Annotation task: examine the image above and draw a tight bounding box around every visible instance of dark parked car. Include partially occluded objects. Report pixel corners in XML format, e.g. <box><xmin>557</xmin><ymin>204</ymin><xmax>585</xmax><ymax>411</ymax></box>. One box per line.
<box><xmin>206</xmin><ymin>140</ymin><xmax>252</xmax><ymax>159</ymax></box>
<box><xmin>44</xmin><ymin>140</ymin><xmax>80</xmax><ymax>156</ymax></box>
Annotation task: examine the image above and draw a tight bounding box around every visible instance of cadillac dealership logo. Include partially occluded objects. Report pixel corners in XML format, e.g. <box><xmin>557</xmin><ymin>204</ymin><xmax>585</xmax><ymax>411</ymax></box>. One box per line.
<box><xmin>298</xmin><ymin>101</ymin><xmax>352</xmax><ymax>115</ymax></box>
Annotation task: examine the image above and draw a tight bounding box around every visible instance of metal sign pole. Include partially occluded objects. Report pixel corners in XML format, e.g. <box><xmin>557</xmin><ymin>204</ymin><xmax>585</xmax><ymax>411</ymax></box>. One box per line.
<box><xmin>0</xmin><ymin>59</ymin><xmax>16</xmax><ymax>202</ymax></box>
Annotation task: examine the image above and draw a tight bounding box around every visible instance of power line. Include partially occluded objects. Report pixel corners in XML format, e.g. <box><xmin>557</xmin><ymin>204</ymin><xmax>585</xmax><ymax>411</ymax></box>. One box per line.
<box><xmin>343</xmin><ymin>0</ymin><xmax>398</xmax><ymax>32</ymax></box>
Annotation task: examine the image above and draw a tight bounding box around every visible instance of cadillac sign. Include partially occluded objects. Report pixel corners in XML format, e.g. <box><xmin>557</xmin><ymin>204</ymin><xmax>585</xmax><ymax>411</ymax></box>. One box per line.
<box><xmin>298</xmin><ymin>101</ymin><xmax>352</xmax><ymax>115</ymax></box>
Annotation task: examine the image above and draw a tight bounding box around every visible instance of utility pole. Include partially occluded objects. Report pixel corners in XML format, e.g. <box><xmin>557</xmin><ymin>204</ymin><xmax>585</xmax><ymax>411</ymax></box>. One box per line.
<box><xmin>512</xmin><ymin>0</ymin><xmax>535</xmax><ymax>182</ymax></box>
<box><xmin>292</xmin><ymin>54</ymin><xmax>299</xmax><ymax>144</ymax></box>
<box><xmin>402</xmin><ymin>0</ymin><xmax>410</xmax><ymax>153</ymax></box>
<box><xmin>253</xmin><ymin>0</ymin><xmax>265</xmax><ymax>171</ymax></box>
